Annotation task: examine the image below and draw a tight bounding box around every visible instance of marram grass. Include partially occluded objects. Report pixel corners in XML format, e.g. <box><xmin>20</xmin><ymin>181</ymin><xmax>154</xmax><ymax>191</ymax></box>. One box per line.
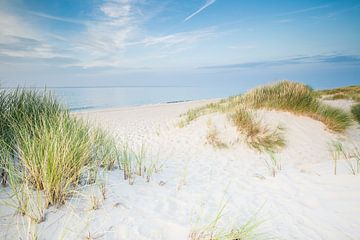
<box><xmin>180</xmin><ymin>80</ymin><xmax>352</xmax><ymax>133</ymax></box>
<box><xmin>351</xmin><ymin>103</ymin><xmax>360</xmax><ymax>124</ymax></box>
<box><xmin>189</xmin><ymin>203</ymin><xmax>265</xmax><ymax>240</ymax></box>
<box><xmin>16</xmin><ymin>114</ymin><xmax>93</xmax><ymax>206</ymax></box>
<box><xmin>230</xmin><ymin>107</ymin><xmax>285</xmax><ymax>152</ymax></box>
<box><xmin>241</xmin><ymin>81</ymin><xmax>351</xmax><ymax>132</ymax></box>
<box><xmin>0</xmin><ymin>87</ymin><xmax>120</xmax><ymax>206</ymax></box>
<box><xmin>179</xmin><ymin>81</ymin><xmax>351</xmax><ymax>153</ymax></box>
<box><xmin>317</xmin><ymin>85</ymin><xmax>360</xmax><ymax>103</ymax></box>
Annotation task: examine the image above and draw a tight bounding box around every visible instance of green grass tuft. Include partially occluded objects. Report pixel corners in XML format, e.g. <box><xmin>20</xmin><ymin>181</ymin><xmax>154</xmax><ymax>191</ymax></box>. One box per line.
<box><xmin>0</xmin><ymin>87</ymin><xmax>120</xmax><ymax>207</ymax></box>
<box><xmin>241</xmin><ymin>81</ymin><xmax>351</xmax><ymax>132</ymax></box>
<box><xmin>189</xmin><ymin>203</ymin><xmax>264</xmax><ymax>240</ymax></box>
<box><xmin>230</xmin><ymin>107</ymin><xmax>285</xmax><ymax>152</ymax></box>
<box><xmin>351</xmin><ymin>103</ymin><xmax>360</xmax><ymax>124</ymax></box>
<box><xmin>180</xmin><ymin>81</ymin><xmax>351</xmax><ymax>133</ymax></box>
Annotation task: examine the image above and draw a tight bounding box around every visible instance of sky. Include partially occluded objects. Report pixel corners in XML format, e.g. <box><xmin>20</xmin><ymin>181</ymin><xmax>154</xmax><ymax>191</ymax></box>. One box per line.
<box><xmin>0</xmin><ymin>0</ymin><xmax>360</xmax><ymax>90</ymax></box>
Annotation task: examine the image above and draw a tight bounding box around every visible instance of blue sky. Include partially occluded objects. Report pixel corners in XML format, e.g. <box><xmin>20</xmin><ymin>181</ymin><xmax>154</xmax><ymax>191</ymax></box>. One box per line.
<box><xmin>0</xmin><ymin>0</ymin><xmax>359</xmax><ymax>89</ymax></box>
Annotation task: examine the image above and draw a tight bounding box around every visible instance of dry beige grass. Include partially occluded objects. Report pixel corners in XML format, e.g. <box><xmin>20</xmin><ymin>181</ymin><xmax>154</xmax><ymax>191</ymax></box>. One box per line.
<box><xmin>206</xmin><ymin>127</ymin><xmax>228</xmax><ymax>149</ymax></box>
<box><xmin>230</xmin><ymin>107</ymin><xmax>285</xmax><ymax>152</ymax></box>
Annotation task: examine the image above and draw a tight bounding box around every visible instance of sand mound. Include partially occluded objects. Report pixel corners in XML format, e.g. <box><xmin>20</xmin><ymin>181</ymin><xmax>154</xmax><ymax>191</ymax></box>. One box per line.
<box><xmin>1</xmin><ymin>99</ymin><xmax>359</xmax><ymax>240</ymax></box>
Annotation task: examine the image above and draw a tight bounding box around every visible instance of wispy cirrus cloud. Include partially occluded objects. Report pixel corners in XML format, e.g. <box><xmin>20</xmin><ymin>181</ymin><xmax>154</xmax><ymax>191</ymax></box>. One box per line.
<box><xmin>274</xmin><ymin>19</ymin><xmax>294</xmax><ymax>24</ymax></box>
<box><xmin>184</xmin><ymin>0</ymin><xmax>216</xmax><ymax>22</ymax></box>
<box><xmin>200</xmin><ymin>54</ymin><xmax>360</xmax><ymax>69</ymax></box>
<box><xmin>27</xmin><ymin>11</ymin><xmax>88</xmax><ymax>25</ymax></box>
<box><xmin>140</xmin><ymin>28</ymin><xmax>216</xmax><ymax>47</ymax></box>
<box><xmin>276</xmin><ymin>4</ymin><xmax>330</xmax><ymax>17</ymax></box>
<box><xmin>0</xmin><ymin>9</ymin><xmax>72</xmax><ymax>62</ymax></box>
<box><xmin>228</xmin><ymin>45</ymin><xmax>256</xmax><ymax>50</ymax></box>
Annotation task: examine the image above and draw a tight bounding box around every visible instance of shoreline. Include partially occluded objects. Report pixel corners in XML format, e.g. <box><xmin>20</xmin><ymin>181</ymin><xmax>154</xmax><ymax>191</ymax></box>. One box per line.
<box><xmin>74</xmin><ymin>97</ymin><xmax>220</xmax><ymax>114</ymax></box>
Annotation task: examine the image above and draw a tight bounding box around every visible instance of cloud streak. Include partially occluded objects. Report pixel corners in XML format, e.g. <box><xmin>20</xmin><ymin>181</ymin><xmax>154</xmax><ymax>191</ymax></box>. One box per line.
<box><xmin>28</xmin><ymin>11</ymin><xmax>88</xmax><ymax>25</ymax></box>
<box><xmin>184</xmin><ymin>0</ymin><xmax>216</xmax><ymax>22</ymax></box>
<box><xmin>277</xmin><ymin>4</ymin><xmax>330</xmax><ymax>16</ymax></box>
<box><xmin>200</xmin><ymin>54</ymin><xmax>360</xmax><ymax>69</ymax></box>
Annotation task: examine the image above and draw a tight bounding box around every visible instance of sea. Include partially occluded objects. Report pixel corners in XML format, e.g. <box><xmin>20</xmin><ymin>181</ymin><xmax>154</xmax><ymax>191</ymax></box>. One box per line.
<box><xmin>15</xmin><ymin>86</ymin><xmax>243</xmax><ymax>111</ymax></box>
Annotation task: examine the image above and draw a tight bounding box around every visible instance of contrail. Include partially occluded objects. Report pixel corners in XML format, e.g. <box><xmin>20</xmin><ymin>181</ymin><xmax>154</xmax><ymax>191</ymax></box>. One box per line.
<box><xmin>184</xmin><ymin>0</ymin><xmax>216</xmax><ymax>22</ymax></box>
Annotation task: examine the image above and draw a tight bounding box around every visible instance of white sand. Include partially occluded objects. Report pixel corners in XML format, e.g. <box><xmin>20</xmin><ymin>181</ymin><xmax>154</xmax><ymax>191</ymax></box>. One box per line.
<box><xmin>1</xmin><ymin>99</ymin><xmax>360</xmax><ymax>239</ymax></box>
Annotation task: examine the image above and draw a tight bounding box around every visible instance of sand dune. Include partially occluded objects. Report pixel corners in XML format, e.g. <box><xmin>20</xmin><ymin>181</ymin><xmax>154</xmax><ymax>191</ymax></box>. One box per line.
<box><xmin>1</xmin><ymin>99</ymin><xmax>359</xmax><ymax>239</ymax></box>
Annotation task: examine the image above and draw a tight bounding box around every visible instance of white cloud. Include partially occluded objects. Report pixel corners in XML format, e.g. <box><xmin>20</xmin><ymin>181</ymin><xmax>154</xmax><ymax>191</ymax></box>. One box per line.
<box><xmin>274</xmin><ymin>19</ymin><xmax>294</xmax><ymax>24</ymax></box>
<box><xmin>75</xmin><ymin>0</ymin><xmax>138</xmax><ymax>55</ymax></box>
<box><xmin>101</xmin><ymin>1</ymin><xmax>131</xmax><ymax>18</ymax></box>
<box><xmin>228</xmin><ymin>45</ymin><xmax>256</xmax><ymax>50</ymax></box>
<box><xmin>28</xmin><ymin>11</ymin><xmax>87</xmax><ymax>25</ymax></box>
<box><xmin>141</xmin><ymin>28</ymin><xmax>215</xmax><ymax>47</ymax></box>
<box><xmin>69</xmin><ymin>1</ymin><xmax>217</xmax><ymax>68</ymax></box>
<box><xmin>0</xmin><ymin>10</ymin><xmax>68</xmax><ymax>60</ymax></box>
<box><xmin>0</xmin><ymin>0</ymin><xmax>218</xmax><ymax>69</ymax></box>
<box><xmin>277</xmin><ymin>4</ymin><xmax>330</xmax><ymax>16</ymax></box>
<box><xmin>0</xmin><ymin>10</ymin><xmax>37</xmax><ymax>41</ymax></box>
<box><xmin>184</xmin><ymin>0</ymin><xmax>216</xmax><ymax>22</ymax></box>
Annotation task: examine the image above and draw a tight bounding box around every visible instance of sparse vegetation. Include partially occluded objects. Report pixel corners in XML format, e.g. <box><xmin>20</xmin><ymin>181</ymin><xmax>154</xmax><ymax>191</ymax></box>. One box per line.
<box><xmin>178</xmin><ymin>105</ymin><xmax>213</xmax><ymax>128</ymax></box>
<box><xmin>99</xmin><ymin>182</ymin><xmax>107</xmax><ymax>200</ymax></box>
<box><xmin>263</xmin><ymin>152</ymin><xmax>281</xmax><ymax>177</ymax></box>
<box><xmin>231</xmin><ymin>107</ymin><xmax>285</xmax><ymax>152</ymax></box>
<box><xmin>351</xmin><ymin>103</ymin><xmax>360</xmax><ymax>124</ymax></box>
<box><xmin>330</xmin><ymin>141</ymin><xmax>360</xmax><ymax>175</ymax></box>
<box><xmin>206</xmin><ymin>123</ymin><xmax>228</xmax><ymax>149</ymax></box>
<box><xmin>189</xmin><ymin>203</ymin><xmax>263</xmax><ymax>240</ymax></box>
<box><xmin>317</xmin><ymin>85</ymin><xmax>360</xmax><ymax>103</ymax></box>
<box><xmin>2</xmin><ymin>162</ymin><xmax>46</xmax><ymax>223</ymax></box>
<box><xmin>117</xmin><ymin>141</ymin><xmax>162</xmax><ymax>184</ymax></box>
<box><xmin>330</xmin><ymin>141</ymin><xmax>342</xmax><ymax>175</ymax></box>
<box><xmin>343</xmin><ymin>146</ymin><xmax>360</xmax><ymax>175</ymax></box>
<box><xmin>93</xmin><ymin>128</ymin><xmax>120</xmax><ymax>170</ymax></box>
<box><xmin>89</xmin><ymin>195</ymin><xmax>101</xmax><ymax>210</ymax></box>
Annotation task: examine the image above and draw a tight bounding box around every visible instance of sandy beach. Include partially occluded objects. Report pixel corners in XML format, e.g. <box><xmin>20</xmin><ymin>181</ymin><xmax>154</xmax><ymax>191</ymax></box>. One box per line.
<box><xmin>1</xmin><ymin>98</ymin><xmax>359</xmax><ymax>239</ymax></box>
<box><xmin>2</xmin><ymin>0</ymin><xmax>359</xmax><ymax>238</ymax></box>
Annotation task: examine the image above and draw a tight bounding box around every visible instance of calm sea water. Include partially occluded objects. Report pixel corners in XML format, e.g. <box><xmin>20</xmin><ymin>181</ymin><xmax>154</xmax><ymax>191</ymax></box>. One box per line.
<box><xmin>44</xmin><ymin>86</ymin><xmax>242</xmax><ymax>111</ymax></box>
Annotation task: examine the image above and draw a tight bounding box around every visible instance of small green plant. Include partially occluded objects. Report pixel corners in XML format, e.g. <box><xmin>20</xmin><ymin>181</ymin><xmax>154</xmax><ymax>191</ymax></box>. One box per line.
<box><xmin>177</xmin><ymin>164</ymin><xmax>188</xmax><ymax>191</ymax></box>
<box><xmin>189</xmin><ymin>202</ymin><xmax>263</xmax><ymax>240</ymax></box>
<box><xmin>99</xmin><ymin>182</ymin><xmax>107</xmax><ymax>200</ymax></box>
<box><xmin>345</xmin><ymin>146</ymin><xmax>360</xmax><ymax>175</ymax></box>
<box><xmin>134</xmin><ymin>143</ymin><xmax>146</xmax><ymax>176</ymax></box>
<box><xmin>189</xmin><ymin>203</ymin><xmax>226</xmax><ymax>240</ymax></box>
<box><xmin>1</xmin><ymin>156</ymin><xmax>46</xmax><ymax>223</ymax></box>
<box><xmin>89</xmin><ymin>195</ymin><xmax>101</xmax><ymax>210</ymax></box>
<box><xmin>93</xmin><ymin>128</ymin><xmax>119</xmax><ymax>170</ymax></box>
<box><xmin>119</xmin><ymin>143</ymin><xmax>133</xmax><ymax>183</ymax></box>
<box><xmin>330</xmin><ymin>141</ymin><xmax>360</xmax><ymax>175</ymax></box>
<box><xmin>263</xmin><ymin>151</ymin><xmax>281</xmax><ymax>177</ymax></box>
<box><xmin>145</xmin><ymin>153</ymin><xmax>162</xmax><ymax>182</ymax></box>
<box><xmin>27</xmin><ymin>218</ymin><xmax>39</xmax><ymax>240</ymax></box>
<box><xmin>117</xmin><ymin>141</ymin><xmax>162</xmax><ymax>184</ymax></box>
<box><xmin>330</xmin><ymin>141</ymin><xmax>343</xmax><ymax>175</ymax></box>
